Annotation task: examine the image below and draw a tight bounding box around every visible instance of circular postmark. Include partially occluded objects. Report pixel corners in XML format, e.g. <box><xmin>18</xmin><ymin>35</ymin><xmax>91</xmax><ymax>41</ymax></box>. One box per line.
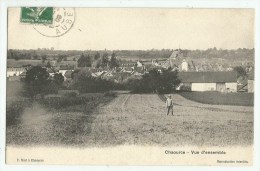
<box><xmin>33</xmin><ymin>8</ymin><xmax>75</xmax><ymax>37</ymax></box>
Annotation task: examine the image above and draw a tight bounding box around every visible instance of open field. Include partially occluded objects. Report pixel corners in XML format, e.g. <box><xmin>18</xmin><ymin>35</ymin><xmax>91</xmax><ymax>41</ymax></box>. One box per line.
<box><xmin>6</xmin><ymin>93</ymin><xmax>253</xmax><ymax>147</ymax></box>
<box><xmin>82</xmin><ymin>94</ymin><xmax>253</xmax><ymax>146</ymax></box>
<box><xmin>179</xmin><ymin>91</ymin><xmax>254</xmax><ymax>106</ymax></box>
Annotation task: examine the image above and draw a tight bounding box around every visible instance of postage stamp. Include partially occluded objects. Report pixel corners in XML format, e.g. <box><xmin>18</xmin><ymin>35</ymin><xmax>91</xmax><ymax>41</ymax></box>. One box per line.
<box><xmin>20</xmin><ymin>7</ymin><xmax>53</xmax><ymax>24</ymax></box>
<box><xmin>33</xmin><ymin>8</ymin><xmax>75</xmax><ymax>37</ymax></box>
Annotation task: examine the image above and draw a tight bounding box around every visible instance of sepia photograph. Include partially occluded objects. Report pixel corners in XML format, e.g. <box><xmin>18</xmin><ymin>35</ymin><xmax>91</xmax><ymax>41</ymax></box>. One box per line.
<box><xmin>2</xmin><ymin>5</ymin><xmax>257</xmax><ymax>166</ymax></box>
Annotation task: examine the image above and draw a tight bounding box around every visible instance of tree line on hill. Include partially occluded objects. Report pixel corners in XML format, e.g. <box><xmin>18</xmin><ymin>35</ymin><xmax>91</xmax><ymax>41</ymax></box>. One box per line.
<box><xmin>7</xmin><ymin>48</ymin><xmax>254</xmax><ymax>62</ymax></box>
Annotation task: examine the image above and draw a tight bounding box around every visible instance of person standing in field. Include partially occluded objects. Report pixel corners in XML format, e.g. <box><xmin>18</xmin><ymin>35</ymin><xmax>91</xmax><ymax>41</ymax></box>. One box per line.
<box><xmin>166</xmin><ymin>95</ymin><xmax>173</xmax><ymax>115</ymax></box>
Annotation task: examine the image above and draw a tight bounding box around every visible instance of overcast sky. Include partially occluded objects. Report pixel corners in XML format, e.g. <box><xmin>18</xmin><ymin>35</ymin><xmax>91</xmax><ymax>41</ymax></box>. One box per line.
<box><xmin>8</xmin><ymin>8</ymin><xmax>254</xmax><ymax>50</ymax></box>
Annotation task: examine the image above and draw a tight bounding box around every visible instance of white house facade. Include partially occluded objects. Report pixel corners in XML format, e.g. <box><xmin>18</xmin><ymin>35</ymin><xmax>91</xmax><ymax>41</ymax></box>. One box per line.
<box><xmin>248</xmin><ymin>80</ymin><xmax>254</xmax><ymax>93</ymax></box>
<box><xmin>7</xmin><ymin>67</ymin><xmax>26</xmax><ymax>77</ymax></box>
<box><xmin>225</xmin><ymin>82</ymin><xmax>237</xmax><ymax>92</ymax></box>
<box><xmin>192</xmin><ymin>83</ymin><xmax>216</xmax><ymax>91</ymax></box>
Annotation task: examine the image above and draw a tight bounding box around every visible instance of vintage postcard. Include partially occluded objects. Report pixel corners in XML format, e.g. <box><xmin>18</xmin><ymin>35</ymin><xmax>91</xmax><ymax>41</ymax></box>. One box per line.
<box><xmin>1</xmin><ymin>2</ymin><xmax>259</xmax><ymax>169</ymax></box>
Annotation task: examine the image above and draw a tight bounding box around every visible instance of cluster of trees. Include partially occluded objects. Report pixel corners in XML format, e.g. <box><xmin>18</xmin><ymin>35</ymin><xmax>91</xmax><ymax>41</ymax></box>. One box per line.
<box><xmin>110</xmin><ymin>52</ymin><xmax>119</xmax><ymax>68</ymax></box>
<box><xmin>22</xmin><ymin>66</ymin><xmax>64</xmax><ymax>98</ymax></box>
<box><xmin>56</xmin><ymin>54</ymin><xmax>67</xmax><ymax>62</ymax></box>
<box><xmin>125</xmin><ymin>69</ymin><xmax>181</xmax><ymax>94</ymax></box>
<box><xmin>77</xmin><ymin>52</ymin><xmax>119</xmax><ymax>68</ymax></box>
<box><xmin>233</xmin><ymin>66</ymin><xmax>248</xmax><ymax>78</ymax></box>
<box><xmin>77</xmin><ymin>54</ymin><xmax>92</xmax><ymax>67</ymax></box>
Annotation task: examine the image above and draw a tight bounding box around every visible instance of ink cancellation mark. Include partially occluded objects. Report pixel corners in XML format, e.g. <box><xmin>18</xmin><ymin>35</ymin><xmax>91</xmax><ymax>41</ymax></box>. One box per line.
<box><xmin>31</xmin><ymin>8</ymin><xmax>75</xmax><ymax>37</ymax></box>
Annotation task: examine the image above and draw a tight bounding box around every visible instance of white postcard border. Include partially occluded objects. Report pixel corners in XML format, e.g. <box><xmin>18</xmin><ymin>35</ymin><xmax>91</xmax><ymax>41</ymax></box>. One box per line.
<box><xmin>0</xmin><ymin>0</ymin><xmax>259</xmax><ymax>171</ymax></box>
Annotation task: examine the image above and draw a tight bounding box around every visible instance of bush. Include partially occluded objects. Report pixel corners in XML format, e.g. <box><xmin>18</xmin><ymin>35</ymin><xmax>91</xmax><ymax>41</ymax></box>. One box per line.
<box><xmin>22</xmin><ymin>66</ymin><xmax>64</xmax><ymax>98</ymax></box>
<box><xmin>72</xmin><ymin>74</ymin><xmax>118</xmax><ymax>93</ymax></box>
<box><xmin>44</xmin><ymin>82</ymin><xmax>60</xmax><ymax>94</ymax></box>
<box><xmin>179</xmin><ymin>85</ymin><xmax>191</xmax><ymax>91</ymax></box>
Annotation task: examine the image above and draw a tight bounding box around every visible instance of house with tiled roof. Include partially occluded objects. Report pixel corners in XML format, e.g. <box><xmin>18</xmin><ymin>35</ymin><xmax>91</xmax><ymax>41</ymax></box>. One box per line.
<box><xmin>151</xmin><ymin>49</ymin><xmax>185</xmax><ymax>70</ymax></box>
<box><xmin>101</xmin><ymin>71</ymin><xmax>113</xmax><ymax>79</ymax></box>
<box><xmin>59</xmin><ymin>65</ymin><xmax>74</xmax><ymax>76</ymax></box>
<box><xmin>91</xmin><ymin>72</ymin><xmax>99</xmax><ymax>78</ymax></box>
<box><xmin>46</xmin><ymin>68</ymin><xmax>55</xmax><ymax>77</ymax></box>
<box><xmin>121</xmin><ymin>67</ymin><xmax>134</xmax><ymax>73</ymax></box>
<box><xmin>111</xmin><ymin>67</ymin><xmax>122</xmax><ymax>73</ymax></box>
<box><xmin>119</xmin><ymin>62</ymin><xmax>136</xmax><ymax>68</ymax></box>
<box><xmin>178</xmin><ymin>71</ymin><xmax>237</xmax><ymax>92</ymax></box>
<box><xmin>132</xmin><ymin>71</ymin><xmax>144</xmax><ymax>77</ymax></box>
<box><xmin>148</xmin><ymin>65</ymin><xmax>165</xmax><ymax>73</ymax></box>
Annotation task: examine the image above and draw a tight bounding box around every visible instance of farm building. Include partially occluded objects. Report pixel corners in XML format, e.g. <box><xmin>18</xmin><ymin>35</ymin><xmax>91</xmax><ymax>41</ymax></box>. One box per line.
<box><xmin>120</xmin><ymin>62</ymin><xmax>136</xmax><ymax>68</ymax></box>
<box><xmin>7</xmin><ymin>67</ymin><xmax>26</xmax><ymax>77</ymax></box>
<box><xmin>121</xmin><ymin>67</ymin><xmax>134</xmax><ymax>73</ymax></box>
<box><xmin>248</xmin><ymin>69</ymin><xmax>254</xmax><ymax>93</ymax></box>
<box><xmin>178</xmin><ymin>71</ymin><xmax>237</xmax><ymax>92</ymax></box>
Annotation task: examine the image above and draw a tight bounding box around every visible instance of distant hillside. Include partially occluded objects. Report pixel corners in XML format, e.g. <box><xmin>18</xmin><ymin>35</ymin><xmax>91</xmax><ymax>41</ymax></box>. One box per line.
<box><xmin>182</xmin><ymin>48</ymin><xmax>254</xmax><ymax>61</ymax></box>
<box><xmin>7</xmin><ymin>48</ymin><xmax>254</xmax><ymax>61</ymax></box>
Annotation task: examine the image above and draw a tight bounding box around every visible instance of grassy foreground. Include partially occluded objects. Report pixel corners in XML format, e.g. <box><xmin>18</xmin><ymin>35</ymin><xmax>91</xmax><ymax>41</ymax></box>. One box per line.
<box><xmin>6</xmin><ymin>93</ymin><xmax>116</xmax><ymax>146</ymax></box>
<box><xmin>179</xmin><ymin>91</ymin><xmax>254</xmax><ymax>106</ymax></box>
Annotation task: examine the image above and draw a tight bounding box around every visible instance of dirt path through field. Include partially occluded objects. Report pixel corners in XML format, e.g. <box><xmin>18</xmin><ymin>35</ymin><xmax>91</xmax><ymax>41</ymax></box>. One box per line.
<box><xmin>84</xmin><ymin>94</ymin><xmax>253</xmax><ymax>146</ymax></box>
